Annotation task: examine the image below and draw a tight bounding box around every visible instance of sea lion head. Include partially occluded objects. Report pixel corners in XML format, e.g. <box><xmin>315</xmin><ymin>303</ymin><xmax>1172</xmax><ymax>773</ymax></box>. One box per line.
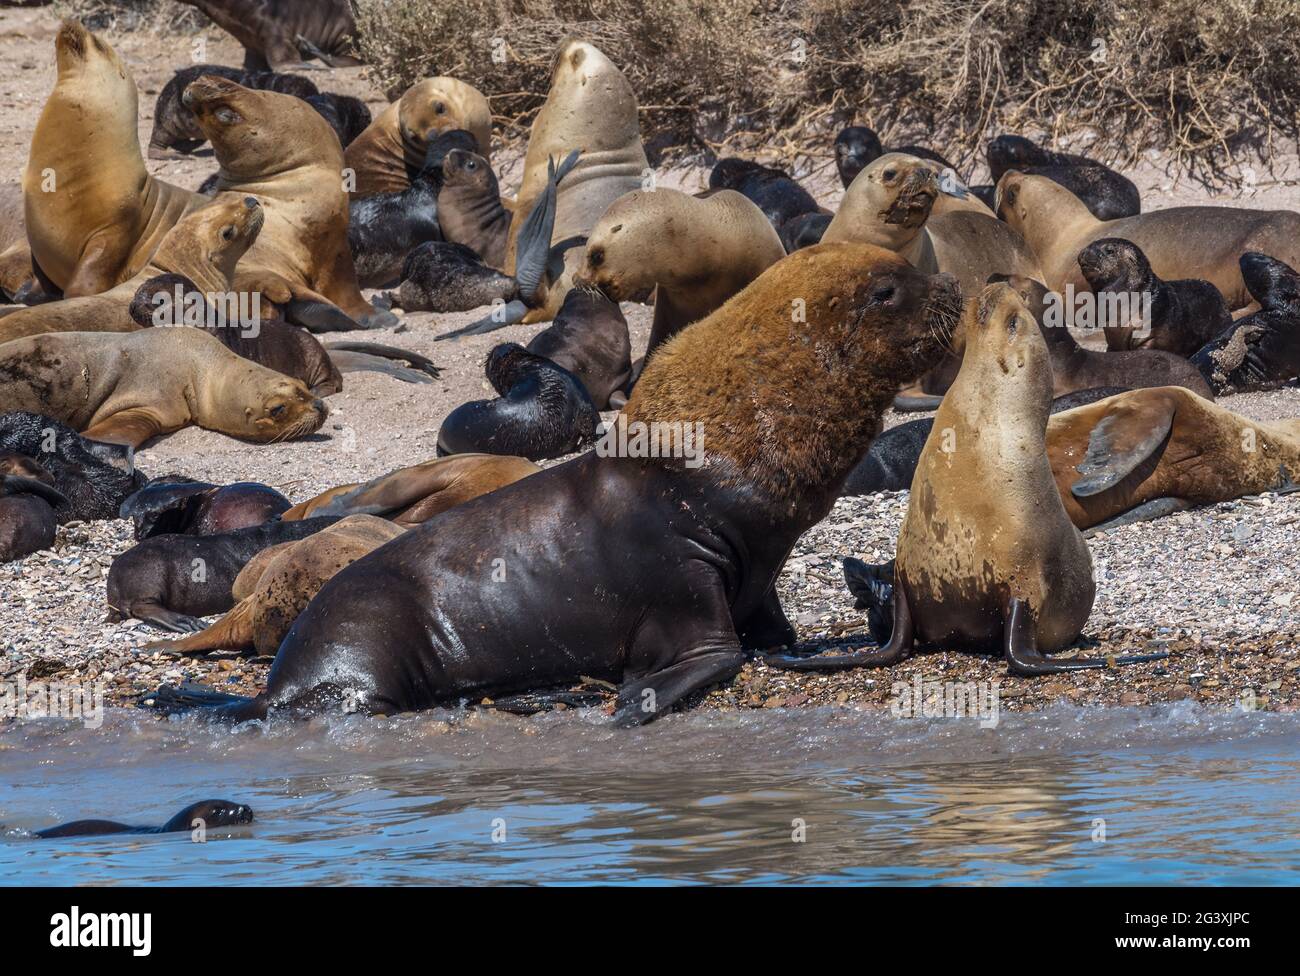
<box><xmin>440</xmin><ymin>149</ymin><xmax>496</xmax><ymax>196</ymax></box>
<box><xmin>397</xmin><ymin>78</ymin><xmax>492</xmax><ymax>168</ymax></box>
<box><xmin>823</xmin><ymin>154</ymin><xmax>938</xmax><ymax>248</ymax></box>
<box><xmin>995</xmin><ymin>171</ymin><xmax>1075</xmax><ymax>232</ymax></box>
<box><xmin>54</xmin><ymin>20</ymin><xmax>128</xmax><ymax>81</ymax></box>
<box><xmin>239</xmin><ymin>373</ymin><xmax>328</xmax><ymax>444</ymax></box>
<box><xmin>544</xmin><ymin>39</ymin><xmax>638</xmax><ymax>146</ymax></box>
<box><xmin>577</xmin><ymin>189</ymin><xmax>705</xmax><ymax>303</ymax></box>
<box><xmin>163</xmin><ymin>800</ymin><xmax>254</xmax><ymax>832</ymax></box>
<box><xmin>1077</xmin><ymin>237</ymin><xmax>1151</xmax><ymax>294</ymax></box>
<box><xmin>156</xmin><ymin>196</ymin><xmax>265</xmax><ymax>289</ymax></box>
<box><xmin>1240</xmin><ymin>252</ymin><xmax>1300</xmax><ymax>312</ymax></box>
<box><xmin>986</xmin><ymin>134</ymin><xmax>1041</xmax><ymax>181</ymax></box>
<box><xmin>963</xmin><ymin>281</ymin><xmax>1053</xmax><ymax>408</ymax></box>
<box><xmin>834</xmin><ymin>126</ymin><xmax>885</xmax><ymax>186</ymax></box>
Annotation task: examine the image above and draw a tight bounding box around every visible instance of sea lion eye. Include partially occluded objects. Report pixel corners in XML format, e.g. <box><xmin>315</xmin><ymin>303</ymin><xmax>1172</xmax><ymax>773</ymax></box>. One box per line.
<box><xmin>883</xmin><ymin>168</ymin><xmax>897</xmax><ymax>181</ymax></box>
<box><xmin>1006</xmin><ymin>188</ymin><xmax>1017</xmax><ymax>204</ymax></box>
<box><xmin>466</xmin><ymin>159</ymin><xmax>476</xmax><ymax>170</ymax></box>
<box><xmin>270</xmin><ymin>404</ymin><xmax>286</xmax><ymax>417</ymax></box>
<box><xmin>215</xmin><ymin>108</ymin><xmax>240</xmax><ymax>125</ymax></box>
<box><xmin>870</xmin><ymin>283</ymin><xmax>897</xmax><ymax>305</ymax></box>
<box><xmin>220</xmin><ymin>225</ymin><xmax>236</xmax><ymax>241</ymax></box>
<box><xmin>587</xmin><ymin>248</ymin><xmax>604</xmax><ymax>268</ymax></box>
<box><xmin>434</xmin><ymin>101</ymin><xmax>446</xmax><ymax>114</ymax></box>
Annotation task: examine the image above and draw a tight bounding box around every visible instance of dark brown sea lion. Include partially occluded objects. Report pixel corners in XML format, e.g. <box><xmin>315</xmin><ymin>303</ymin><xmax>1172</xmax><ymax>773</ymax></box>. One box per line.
<box><xmin>708</xmin><ymin>158</ymin><xmax>829</xmax><ymax>252</ymax></box>
<box><xmin>147</xmin><ymin>242</ymin><xmax>962</xmax><ymax>725</ymax></box>
<box><xmin>525</xmin><ymin>287</ymin><xmax>632</xmax><ymax>409</ymax></box>
<box><xmin>34</xmin><ymin>799</ymin><xmax>253</xmax><ymax>838</ymax></box>
<box><xmin>986</xmin><ymin>134</ymin><xmax>1141</xmax><ymax>221</ymax></box>
<box><xmin>436</xmin><ymin>148</ymin><xmax>511</xmax><ymax>268</ymax></box>
<box><xmin>1192</xmin><ymin>252</ymin><xmax>1300</xmax><ymax>394</ymax></box>
<box><xmin>176</xmin><ymin>0</ymin><xmax>359</xmax><ymax>70</ymax></box>
<box><xmin>120</xmin><ymin>476</ymin><xmax>290</xmax><ymax>540</ymax></box>
<box><xmin>305</xmin><ymin>93</ymin><xmax>372</xmax><ymax>148</ymax></box>
<box><xmin>834</xmin><ymin>126</ymin><xmax>956</xmax><ymax>187</ymax></box>
<box><xmin>0</xmin><ymin>453</ymin><xmax>67</xmax><ymax>563</ymax></box>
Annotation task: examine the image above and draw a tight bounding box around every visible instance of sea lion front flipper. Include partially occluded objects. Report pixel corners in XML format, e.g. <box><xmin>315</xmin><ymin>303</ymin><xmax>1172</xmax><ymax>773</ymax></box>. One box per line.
<box><xmin>1069</xmin><ymin>394</ymin><xmax>1177</xmax><ymax>498</ymax></box>
<box><xmin>1081</xmin><ymin>497</ymin><xmax>1193</xmax><ymax>538</ymax></box>
<box><xmin>59</xmin><ymin>231</ymin><xmax>127</xmax><ymax>299</ymax></box>
<box><xmin>480</xmin><ymin>689</ymin><xmax>608</xmax><ymax>715</ymax></box>
<box><xmin>81</xmin><ymin>408</ymin><xmax>166</xmax><ymax>449</ymax></box>
<box><xmin>1002</xmin><ymin>597</ymin><xmax>1167</xmax><ymax>676</ymax></box>
<box><xmin>285</xmin><ymin>297</ymin><xmax>364</xmax><ymax>333</ymax></box>
<box><xmin>763</xmin><ymin>578</ymin><xmax>914</xmax><ymax>671</ymax></box>
<box><xmin>325</xmin><ymin>350</ymin><xmax>433</xmax><ymax>384</ymax></box>
<box><xmin>434</xmin><ymin>299</ymin><xmax>530</xmax><ymax>341</ymax></box>
<box><xmin>0</xmin><ymin>475</ymin><xmax>68</xmax><ymax>509</ymax></box>
<box><xmin>735</xmin><ymin>586</ymin><xmax>796</xmax><ymax>650</ymax></box>
<box><xmin>121</xmin><ymin>600</ymin><xmax>209</xmax><ymax>634</ymax></box>
<box><xmin>613</xmin><ymin>648</ymin><xmax>745</xmax><ymax>727</ymax></box>
<box><xmin>82</xmin><ymin>438</ymin><xmax>136</xmax><ymax>474</ymax></box>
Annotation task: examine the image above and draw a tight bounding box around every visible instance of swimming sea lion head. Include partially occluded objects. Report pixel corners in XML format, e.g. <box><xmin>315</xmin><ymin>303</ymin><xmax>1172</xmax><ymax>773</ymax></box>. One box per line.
<box><xmin>162</xmin><ymin>799</ymin><xmax>254</xmax><ymax>832</ymax></box>
<box><xmin>1077</xmin><ymin>237</ymin><xmax>1149</xmax><ymax>293</ymax></box>
<box><xmin>397</xmin><ymin>78</ymin><xmax>491</xmax><ymax>165</ymax></box>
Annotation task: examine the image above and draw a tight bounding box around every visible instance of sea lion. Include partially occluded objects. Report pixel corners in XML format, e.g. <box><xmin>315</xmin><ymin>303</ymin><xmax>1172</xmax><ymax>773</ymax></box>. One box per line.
<box><xmin>0</xmin><ymin>454</ymin><xmax>67</xmax><ymax>563</ymax></box>
<box><xmin>1076</xmin><ymin>238</ymin><xmax>1231</xmax><ymax>353</ymax></box>
<box><xmin>1192</xmin><ymin>252</ymin><xmax>1300</xmax><ymax>394</ymax></box>
<box><xmin>834</xmin><ymin>126</ymin><xmax>956</xmax><ymax>187</ymax></box>
<box><xmin>147</xmin><ymin>63</ymin><xmax>319</xmax><ymax>159</ymax></box>
<box><xmin>437</xmin><ymin>344</ymin><xmax>600</xmax><ymax>461</ymax></box>
<box><xmin>185</xmin><ymin>74</ymin><xmax>396</xmax><ymax>330</ymax></box>
<box><xmin>282</xmin><ymin>453</ymin><xmax>540</xmax><ymax>524</ymax></box>
<box><xmin>0</xmin><ymin>183</ymin><xmax>41</xmax><ymax>303</ymax></box>
<box><xmin>385</xmin><ymin>242</ymin><xmax>517</xmax><ymax>313</ymax></box>
<box><xmin>767</xmin><ymin>283</ymin><xmax>1162</xmax><ymax>675</ymax></box>
<box><xmin>0</xmin><ymin>328</ymin><xmax>328</xmax><ymax>448</ymax></box>
<box><xmin>120</xmin><ymin>476</ymin><xmax>290</xmax><ymax>540</ymax></box>
<box><xmin>147</xmin><ymin>242</ymin><xmax>962</xmax><ymax>724</ymax></box>
<box><xmin>1003</xmin><ymin>274</ymin><xmax>1215</xmax><ymax>398</ymax></box>
<box><xmin>708</xmin><ymin>158</ymin><xmax>828</xmax><ymax>252</ymax></box>
<box><xmin>501</xmin><ymin>40</ymin><xmax>649</xmax><ymax>324</ymax></box>
<box><xmin>345</xmin><ymin>77</ymin><xmax>492</xmax><ymax>199</ymax></box>
<box><xmin>144</xmin><ymin>515</ymin><xmax>407</xmax><ymax>657</ymax></box>
<box><xmin>106</xmin><ymin>516</ymin><xmax>342</xmax><ymax>632</ymax></box>
<box><xmin>177</xmin><ymin>0</ymin><xmax>358</xmax><ymax>70</ymax></box>
<box><xmin>996</xmin><ymin>172</ymin><xmax>1300</xmax><ymax>309</ymax></box>
<box><xmin>525</xmin><ymin>287</ymin><xmax>632</xmax><ymax>409</ymax></box>
<box><xmin>0</xmin><ymin>194</ymin><xmax>265</xmax><ymax>345</ymax></box>
<box><xmin>575</xmin><ymin>187</ymin><xmax>785</xmax><ymax>360</ymax></box>
<box><xmin>986</xmin><ymin>134</ymin><xmax>1140</xmax><ymax>221</ymax></box>
<box><xmin>0</xmin><ymin>412</ymin><xmax>143</xmax><ymax>522</ymax></box>
<box><xmin>306</xmin><ymin>93</ymin><xmax>372</xmax><ymax>148</ymax></box>
<box><xmin>436</xmin><ymin>147</ymin><xmax>511</xmax><ymax>268</ymax></box>
<box><xmin>34</xmin><ymin>799</ymin><xmax>253</xmax><ymax>839</ymax></box>
<box><xmin>23</xmin><ymin>21</ymin><xmax>200</xmax><ymax>297</ymax></box>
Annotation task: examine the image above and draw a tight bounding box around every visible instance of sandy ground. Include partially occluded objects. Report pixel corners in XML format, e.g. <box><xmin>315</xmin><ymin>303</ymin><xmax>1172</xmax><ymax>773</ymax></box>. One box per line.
<box><xmin>1</xmin><ymin>7</ymin><xmax>1298</xmax><ymax>718</ymax></box>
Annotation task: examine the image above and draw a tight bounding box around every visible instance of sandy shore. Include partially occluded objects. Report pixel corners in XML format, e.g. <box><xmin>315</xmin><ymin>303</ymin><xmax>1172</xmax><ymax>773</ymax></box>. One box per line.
<box><xmin>0</xmin><ymin>8</ymin><xmax>1298</xmax><ymax>717</ymax></box>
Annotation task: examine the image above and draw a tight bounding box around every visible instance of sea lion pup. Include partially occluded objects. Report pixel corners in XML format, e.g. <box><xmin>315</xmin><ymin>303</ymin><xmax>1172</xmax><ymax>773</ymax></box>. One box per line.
<box><xmin>0</xmin><ymin>195</ymin><xmax>265</xmax><ymax>345</ymax></box>
<box><xmin>834</xmin><ymin>125</ymin><xmax>957</xmax><ymax>188</ymax></box>
<box><xmin>0</xmin><ymin>412</ymin><xmax>143</xmax><ymax>522</ymax></box>
<box><xmin>146</xmin><ymin>243</ymin><xmax>961</xmax><ymax>725</ymax></box>
<box><xmin>437</xmin><ymin>344</ymin><xmax>601</xmax><ymax>461</ymax></box>
<box><xmin>106</xmin><ymin>516</ymin><xmax>342</xmax><ymax>632</ymax></box>
<box><xmin>1193</xmin><ymin>252</ymin><xmax>1300</xmax><ymax>394</ymax></box>
<box><xmin>348</xmin><ymin>130</ymin><xmax>476</xmax><ymax>288</ymax></box>
<box><xmin>1001</xmin><ymin>274</ymin><xmax>1214</xmax><ymax>399</ymax></box>
<box><xmin>23</xmin><ymin>21</ymin><xmax>200</xmax><ymax>297</ymax></box>
<box><xmin>283</xmin><ymin>454</ymin><xmax>540</xmax><ymax>524</ymax></box>
<box><xmin>120</xmin><ymin>476</ymin><xmax>290</xmax><ymax>540</ymax></box>
<box><xmin>148</xmin><ymin>63</ymin><xmax>319</xmax><ymax>159</ymax></box>
<box><xmin>145</xmin><ymin>516</ymin><xmax>407</xmax><ymax>657</ymax></box>
<box><xmin>306</xmin><ymin>93</ymin><xmax>372</xmax><ymax>148</ymax></box>
<box><xmin>707</xmin><ymin>158</ymin><xmax>828</xmax><ymax>251</ymax></box>
<box><xmin>525</xmin><ymin>287</ymin><xmax>632</xmax><ymax>409</ymax></box>
<box><xmin>501</xmin><ymin>39</ymin><xmax>650</xmax><ymax>325</ymax></box>
<box><xmin>177</xmin><ymin>0</ymin><xmax>358</xmax><ymax>70</ymax></box>
<box><xmin>767</xmin><ymin>283</ymin><xmax>1163</xmax><ymax>676</ymax></box>
<box><xmin>573</xmin><ymin>188</ymin><xmax>786</xmax><ymax>359</ymax></box>
<box><xmin>0</xmin><ymin>454</ymin><xmax>67</xmax><ymax>563</ymax></box>
<box><xmin>986</xmin><ymin>134</ymin><xmax>1140</xmax><ymax>221</ymax></box>
<box><xmin>1077</xmin><ymin>238</ymin><xmax>1231</xmax><ymax>354</ymax></box>
<box><xmin>436</xmin><ymin>147</ymin><xmax>512</xmax><ymax>267</ymax></box>
<box><xmin>385</xmin><ymin>242</ymin><xmax>517</xmax><ymax>313</ymax></box>
<box><xmin>0</xmin><ymin>328</ymin><xmax>327</xmax><ymax>449</ymax></box>
<box><xmin>996</xmin><ymin>172</ymin><xmax>1300</xmax><ymax>310</ymax></box>
<box><xmin>184</xmin><ymin>75</ymin><xmax>396</xmax><ymax>331</ymax></box>
<box><xmin>345</xmin><ymin>77</ymin><xmax>492</xmax><ymax>199</ymax></box>
<box><xmin>34</xmin><ymin>799</ymin><xmax>253</xmax><ymax>839</ymax></box>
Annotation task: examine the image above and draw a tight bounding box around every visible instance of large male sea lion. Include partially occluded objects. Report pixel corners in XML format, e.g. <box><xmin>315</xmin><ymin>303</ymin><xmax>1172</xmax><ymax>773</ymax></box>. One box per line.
<box><xmin>767</xmin><ymin>283</ymin><xmax>1162</xmax><ymax>675</ymax></box>
<box><xmin>177</xmin><ymin>0</ymin><xmax>358</xmax><ymax>70</ymax></box>
<box><xmin>996</xmin><ymin>172</ymin><xmax>1300</xmax><ymax>309</ymax></box>
<box><xmin>502</xmin><ymin>40</ymin><xmax>649</xmax><ymax>324</ymax></box>
<box><xmin>345</xmin><ymin>78</ymin><xmax>492</xmax><ymax>199</ymax></box>
<box><xmin>148</xmin><ymin>242</ymin><xmax>963</xmax><ymax>724</ymax></box>
<box><xmin>23</xmin><ymin>21</ymin><xmax>199</xmax><ymax>297</ymax></box>
<box><xmin>0</xmin><ymin>328</ymin><xmax>327</xmax><ymax>448</ymax></box>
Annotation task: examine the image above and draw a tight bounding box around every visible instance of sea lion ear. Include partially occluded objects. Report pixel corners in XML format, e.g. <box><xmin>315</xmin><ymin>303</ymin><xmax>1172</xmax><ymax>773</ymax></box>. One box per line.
<box><xmin>1070</xmin><ymin>392</ymin><xmax>1178</xmax><ymax>498</ymax></box>
<box><xmin>82</xmin><ymin>437</ymin><xmax>135</xmax><ymax>474</ymax></box>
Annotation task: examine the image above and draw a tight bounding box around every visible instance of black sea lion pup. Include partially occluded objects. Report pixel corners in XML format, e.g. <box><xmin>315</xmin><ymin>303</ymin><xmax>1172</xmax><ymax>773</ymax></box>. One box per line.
<box><xmin>708</xmin><ymin>158</ymin><xmax>828</xmax><ymax>250</ymax></box>
<box><xmin>1077</xmin><ymin>238</ymin><xmax>1230</xmax><ymax>353</ymax></box>
<box><xmin>437</xmin><ymin>344</ymin><xmax>600</xmax><ymax>461</ymax></box>
<box><xmin>769</xmin><ymin>283</ymin><xmax>1165</xmax><ymax>675</ymax></box>
<box><xmin>834</xmin><ymin>126</ymin><xmax>956</xmax><ymax>187</ymax></box>
<box><xmin>35</xmin><ymin>799</ymin><xmax>253</xmax><ymax>839</ymax></box>
<box><xmin>147</xmin><ymin>243</ymin><xmax>962</xmax><ymax>725</ymax></box>
<box><xmin>1192</xmin><ymin>252</ymin><xmax>1300</xmax><ymax>394</ymax></box>
<box><xmin>120</xmin><ymin>476</ymin><xmax>290</xmax><ymax>540</ymax></box>
<box><xmin>0</xmin><ymin>454</ymin><xmax>67</xmax><ymax>563</ymax></box>
<box><xmin>986</xmin><ymin>135</ymin><xmax>1141</xmax><ymax>220</ymax></box>
<box><xmin>526</xmin><ymin>287</ymin><xmax>632</xmax><ymax>409</ymax></box>
<box><xmin>306</xmin><ymin>93</ymin><xmax>371</xmax><ymax>148</ymax></box>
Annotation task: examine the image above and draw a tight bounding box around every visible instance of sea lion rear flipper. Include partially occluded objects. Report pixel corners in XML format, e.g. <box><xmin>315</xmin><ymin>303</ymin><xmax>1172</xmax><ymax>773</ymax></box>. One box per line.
<box><xmin>125</xmin><ymin>600</ymin><xmax>209</xmax><ymax>634</ymax></box>
<box><xmin>326</xmin><ymin>350</ymin><xmax>433</xmax><ymax>383</ymax></box>
<box><xmin>763</xmin><ymin>579</ymin><xmax>914</xmax><ymax>671</ymax></box>
<box><xmin>612</xmin><ymin>647</ymin><xmax>744</xmax><ymax>727</ymax></box>
<box><xmin>285</xmin><ymin>298</ymin><xmax>364</xmax><ymax>333</ymax></box>
<box><xmin>434</xmin><ymin>299</ymin><xmax>530</xmax><ymax>341</ymax></box>
<box><xmin>143</xmin><ymin>681</ymin><xmax>260</xmax><ymax>717</ymax></box>
<box><xmin>1</xmin><ymin>475</ymin><xmax>68</xmax><ymax>509</ymax></box>
<box><xmin>1002</xmin><ymin>597</ymin><xmax>1167</xmax><ymax>676</ymax></box>
<box><xmin>843</xmin><ymin>557</ymin><xmax>896</xmax><ymax>646</ymax></box>
<box><xmin>143</xmin><ymin>600</ymin><xmax>255</xmax><ymax>656</ymax></box>
<box><xmin>82</xmin><ymin>409</ymin><xmax>166</xmax><ymax>450</ymax></box>
<box><xmin>547</xmin><ymin>235</ymin><xmax>587</xmax><ymax>285</ymax></box>
<box><xmin>1081</xmin><ymin>497</ymin><xmax>1193</xmax><ymax>538</ymax></box>
<box><xmin>325</xmin><ymin>342</ymin><xmax>442</xmax><ymax>378</ymax></box>
<box><xmin>514</xmin><ymin>151</ymin><xmax>582</xmax><ymax>304</ymax></box>
<box><xmin>1069</xmin><ymin>395</ymin><xmax>1177</xmax><ymax>498</ymax></box>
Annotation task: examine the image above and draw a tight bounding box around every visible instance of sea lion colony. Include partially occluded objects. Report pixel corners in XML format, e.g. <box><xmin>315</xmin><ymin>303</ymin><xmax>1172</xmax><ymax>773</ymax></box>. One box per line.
<box><xmin>2</xmin><ymin>16</ymin><xmax>1299</xmax><ymax>738</ymax></box>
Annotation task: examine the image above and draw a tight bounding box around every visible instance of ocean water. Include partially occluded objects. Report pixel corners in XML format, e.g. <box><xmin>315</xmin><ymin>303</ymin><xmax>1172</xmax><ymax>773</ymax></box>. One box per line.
<box><xmin>2</xmin><ymin>702</ymin><xmax>1298</xmax><ymax>885</ymax></box>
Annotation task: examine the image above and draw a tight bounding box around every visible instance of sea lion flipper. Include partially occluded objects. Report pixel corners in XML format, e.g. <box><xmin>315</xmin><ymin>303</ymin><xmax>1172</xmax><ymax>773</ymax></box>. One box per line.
<box><xmin>612</xmin><ymin>647</ymin><xmax>744</xmax><ymax>727</ymax></box>
<box><xmin>81</xmin><ymin>408</ymin><xmax>166</xmax><ymax>450</ymax></box>
<box><xmin>325</xmin><ymin>341</ymin><xmax>442</xmax><ymax>378</ymax></box>
<box><xmin>284</xmin><ymin>297</ymin><xmax>364</xmax><ymax>333</ymax></box>
<box><xmin>0</xmin><ymin>474</ymin><xmax>68</xmax><ymax>508</ymax></box>
<box><xmin>1081</xmin><ymin>497</ymin><xmax>1193</xmax><ymax>537</ymax></box>
<box><xmin>1070</xmin><ymin>396</ymin><xmax>1177</xmax><ymax>498</ymax></box>
<box><xmin>82</xmin><ymin>437</ymin><xmax>136</xmax><ymax>474</ymax></box>
<box><xmin>1003</xmin><ymin>597</ymin><xmax>1167</xmax><ymax>676</ymax></box>
<box><xmin>434</xmin><ymin>299</ymin><xmax>529</xmax><ymax>341</ymax></box>
<box><xmin>143</xmin><ymin>600</ymin><xmax>255</xmax><ymax>656</ymax></box>
<box><xmin>326</xmin><ymin>350</ymin><xmax>433</xmax><ymax>384</ymax></box>
<box><xmin>513</xmin><ymin>151</ymin><xmax>581</xmax><ymax>304</ymax></box>
<box><xmin>763</xmin><ymin>579</ymin><xmax>914</xmax><ymax>671</ymax></box>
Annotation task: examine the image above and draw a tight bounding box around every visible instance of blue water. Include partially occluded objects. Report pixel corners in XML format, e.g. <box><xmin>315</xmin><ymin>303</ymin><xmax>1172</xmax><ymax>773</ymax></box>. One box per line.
<box><xmin>2</xmin><ymin>702</ymin><xmax>1298</xmax><ymax>884</ymax></box>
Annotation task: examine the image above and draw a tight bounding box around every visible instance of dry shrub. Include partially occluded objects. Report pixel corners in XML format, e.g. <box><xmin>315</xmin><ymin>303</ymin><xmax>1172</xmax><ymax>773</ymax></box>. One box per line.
<box><xmin>53</xmin><ymin>0</ymin><xmax>206</xmax><ymax>33</ymax></box>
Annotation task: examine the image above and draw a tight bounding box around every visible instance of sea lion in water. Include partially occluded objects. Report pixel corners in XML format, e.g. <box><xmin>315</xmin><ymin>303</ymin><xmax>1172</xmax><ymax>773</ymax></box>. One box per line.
<box><xmin>575</xmin><ymin>188</ymin><xmax>786</xmax><ymax>361</ymax></box>
<box><xmin>437</xmin><ymin>344</ymin><xmax>600</xmax><ymax>461</ymax></box>
<box><xmin>106</xmin><ymin>516</ymin><xmax>342</xmax><ymax>632</ymax></box>
<box><xmin>147</xmin><ymin>242</ymin><xmax>962</xmax><ymax>725</ymax></box>
<box><xmin>148</xmin><ymin>63</ymin><xmax>318</xmax><ymax>159</ymax></box>
<box><xmin>282</xmin><ymin>453</ymin><xmax>540</xmax><ymax>524</ymax></box>
<box><xmin>0</xmin><ymin>454</ymin><xmax>67</xmax><ymax>563</ymax></box>
<box><xmin>34</xmin><ymin>799</ymin><xmax>253</xmax><ymax>839</ymax></box>
<box><xmin>525</xmin><ymin>287</ymin><xmax>632</xmax><ymax>409</ymax></box>
<box><xmin>834</xmin><ymin>126</ymin><xmax>956</xmax><ymax>187</ymax></box>
<box><xmin>120</xmin><ymin>476</ymin><xmax>290</xmax><ymax>540</ymax></box>
<box><xmin>177</xmin><ymin>0</ymin><xmax>358</xmax><ymax>70</ymax></box>
<box><xmin>0</xmin><ymin>412</ymin><xmax>142</xmax><ymax>522</ymax></box>
<box><xmin>501</xmin><ymin>40</ymin><xmax>649</xmax><ymax>324</ymax></box>
<box><xmin>1076</xmin><ymin>238</ymin><xmax>1230</xmax><ymax>354</ymax></box>
<box><xmin>985</xmin><ymin>135</ymin><xmax>1140</xmax><ymax>221</ymax></box>
<box><xmin>345</xmin><ymin>77</ymin><xmax>492</xmax><ymax>199</ymax></box>
<box><xmin>708</xmin><ymin>158</ymin><xmax>828</xmax><ymax>251</ymax></box>
<box><xmin>1192</xmin><ymin>252</ymin><xmax>1300</xmax><ymax>394</ymax></box>
<box><xmin>436</xmin><ymin>147</ymin><xmax>511</xmax><ymax>268</ymax></box>
<box><xmin>184</xmin><ymin>75</ymin><xmax>396</xmax><ymax>330</ymax></box>
<box><xmin>0</xmin><ymin>195</ymin><xmax>265</xmax><ymax>345</ymax></box>
<box><xmin>767</xmin><ymin>283</ymin><xmax>1163</xmax><ymax>675</ymax></box>
<box><xmin>23</xmin><ymin>21</ymin><xmax>200</xmax><ymax>296</ymax></box>
<box><xmin>996</xmin><ymin>171</ymin><xmax>1300</xmax><ymax>310</ymax></box>
<box><xmin>145</xmin><ymin>515</ymin><xmax>407</xmax><ymax>657</ymax></box>
<box><xmin>0</xmin><ymin>328</ymin><xmax>328</xmax><ymax>448</ymax></box>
